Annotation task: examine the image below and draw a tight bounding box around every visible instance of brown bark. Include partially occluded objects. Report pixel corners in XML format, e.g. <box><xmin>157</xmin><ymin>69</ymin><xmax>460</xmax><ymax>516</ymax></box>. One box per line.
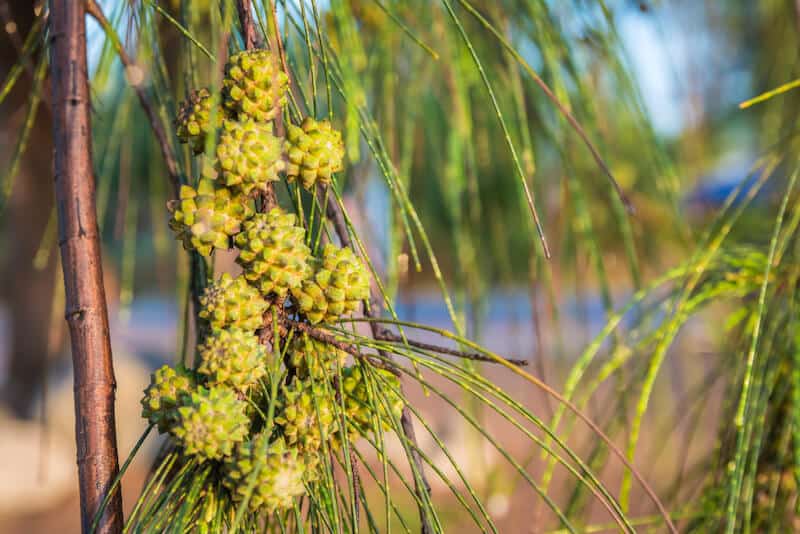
<box><xmin>49</xmin><ymin>0</ymin><xmax>123</xmax><ymax>532</ymax></box>
<box><xmin>320</xmin><ymin>196</ymin><xmax>434</xmax><ymax>534</ymax></box>
<box><xmin>235</xmin><ymin>0</ymin><xmax>258</xmax><ymax>50</ymax></box>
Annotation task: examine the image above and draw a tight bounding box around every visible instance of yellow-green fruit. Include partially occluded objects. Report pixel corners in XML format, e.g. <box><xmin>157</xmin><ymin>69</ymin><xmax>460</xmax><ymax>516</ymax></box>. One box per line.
<box><xmin>234</xmin><ymin>208</ymin><xmax>311</xmax><ymax>297</ymax></box>
<box><xmin>337</xmin><ymin>365</ymin><xmax>403</xmax><ymax>443</ymax></box>
<box><xmin>197</xmin><ymin>329</ymin><xmax>267</xmax><ymax>389</ymax></box>
<box><xmin>223</xmin><ymin>49</ymin><xmax>288</xmax><ymax>122</ymax></box>
<box><xmin>293</xmin><ymin>244</ymin><xmax>369</xmax><ymax>324</ymax></box>
<box><xmin>172</xmin><ymin>386</ymin><xmax>249</xmax><ymax>460</ymax></box>
<box><xmin>285</xmin><ymin>117</ymin><xmax>345</xmax><ymax>189</ymax></box>
<box><xmin>199</xmin><ymin>273</ymin><xmax>268</xmax><ymax>331</ymax></box>
<box><xmin>141</xmin><ymin>364</ymin><xmax>195</xmax><ymax>433</ymax></box>
<box><xmin>290</xmin><ymin>278</ymin><xmax>328</xmax><ymax>324</ymax></box>
<box><xmin>275</xmin><ymin>378</ymin><xmax>338</xmax><ymax>456</ymax></box>
<box><xmin>287</xmin><ymin>336</ymin><xmax>348</xmax><ymax>379</ymax></box>
<box><xmin>223</xmin><ymin>434</ymin><xmax>306</xmax><ymax>513</ymax></box>
<box><xmin>168</xmin><ymin>177</ymin><xmax>252</xmax><ymax>257</ymax></box>
<box><xmin>175</xmin><ymin>88</ymin><xmax>221</xmax><ymax>155</ymax></box>
<box><xmin>216</xmin><ymin>119</ymin><xmax>284</xmax><ymax>195</ymax></box>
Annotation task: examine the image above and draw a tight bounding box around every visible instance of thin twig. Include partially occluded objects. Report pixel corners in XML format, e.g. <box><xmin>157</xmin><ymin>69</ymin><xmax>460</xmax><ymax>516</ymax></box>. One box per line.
<box><xmin>320</xmin><ymin>186</ymin><xmax>352</xmax><ymax>248</ymax></box>
<box><xmin>320</xmin><ymin>188</ymin><xmax>434</xmax><ymax>533</ymax></box>
<box><xmin>284</xmin><ymin>316</ymin><xmax>359</xmax><ymax>357</ymax></box>
<box><xmin>235</xmin><ymin>0</ymin><xmax>258</xmax><ymax>50</ymax></box>
<box><xmin>349</xmin><ymin>448</ymin><xmax>361</xmax><ymax>527</ymax></box>
<box><xmin>268</xmin><ymin>0</ymin><xmax>289</xmax><ymax>85</ymax></box>
<box><xmin>85</xmin><ymin>0</ymin><xmax>181</xmax><ymax>197</ymax></box>
<box><xmin>375</xmin><ymin>328</ymin><xmax>528</xmax><ymax>366</ymax></box>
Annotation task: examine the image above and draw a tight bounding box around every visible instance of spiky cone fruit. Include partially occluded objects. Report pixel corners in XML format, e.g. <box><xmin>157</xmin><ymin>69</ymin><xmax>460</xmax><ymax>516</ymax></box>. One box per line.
<box><xmin>199</xmin><ymin>273</ymin><xmax>269</xmax><ymax>331</ymax></box>
<box><xmin>290</xmin><ymin>278</ymin><xmax>328</xmax><ymax>324</ymax></box>
<box><xmin>285</xmin><ymin>117</ymin><xmax>345</xmax><ymax>189</ymax></box>
<box><xmin>275</xmin><ymin>378</ymin><xmax>338</xmax><ymax>457</ymax></box>
<box><xmin>336</xmin><ymin>365</ymin><xmax>403</xmax><ymax>444</ymax></box>
<box><xmin>234</xmin><ymin>208</ymin><xmax>311</xmax><ymax>297</ymax></box>
<box><xmin>171</xmin><ymin>386</ymin><xmax>249</xmax><ymax>460</ymax></box>
<box><xmin>223</xmin><ymin>49</ymin><xmax>288</xmax><ymax>122</ymax></box>
<box><xmin>175</xmin><ymin>88</ymin><xmax>221</xmax><ymax>155</ymax></box>
<box><xmin>293</xmin><ymin>244</ymin><xmax>369</xmax><ymax>324</ymax></box>
<box><xmin>197</xmin><ymin>329</ymin><xmax>268</xmax><ymax>390</ymax></box>
<box><xmin>287</xmin><ymin>336</ymin><xmax>348</xmax><ymax>379</ymax></box>
<box><xmin>141</xmin><ymin>364</ymin><xmax>195</xmax><ymax>433</ymax></box>
<box><xmin>216</xmin><ymin>119</ymin><xmax>284</xmax><ymax>195</ymax></box>
<box><xmin>168</xmin><ymin>176</ymin><xmax>252</xmax><ymax>257</ymax></box>
<box><xmin>223</xmin><ymin>434</ymin><xmax>307</xmax><ymax>513</ymax></box>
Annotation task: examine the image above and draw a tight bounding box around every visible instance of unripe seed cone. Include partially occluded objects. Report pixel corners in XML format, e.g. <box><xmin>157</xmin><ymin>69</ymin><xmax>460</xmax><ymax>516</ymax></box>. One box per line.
<box><xmin>293</xmin><ymin>244</ymin><xmax>369</xmax><ymax>324</ymax></box>
<box><xmin>172</xmin><ymin>386</ymin><xmax>249</xmax><ymax>460</ymax></box>
<box><xmin>141</xmin><ymin>364</ymin><xmax>196</xmax><ymax>433</ymax></box>
<box><xmin>290</xmin><ymin>279</ymin><xmax>328</xmax><ymax>324</ymax></box>
<box><xmin>216</xmin><ymin>119</ymin><xmax>284</xmax><ymax>195</ymax></box>
<box><xmin>287</xmin><ymin>335</ymin><xmax>348</xmax><ymax>379</ymax></box>
<box><xmin>197</xmin><ymin>329</ymin><xmax>268</xmax><ymax>389</ymax></box>
<box><xmin>223</xmin><ymin>49</ymin><xmax>288</xmax><ymax>122</ymax></box>
<box><xmin>334</xmin><ymin>365</ymin><xmax>403</xmax><ymax>446</ymax></box>
<box><xmin>285</xmin><ymin>117</ymin><xmax>345</xmax><ymax>189</ymax></box>
<box><xmin>199</xmin><ymin>273</ymin><xmax>269</xmax><ymax>331</ymax></box>
<box><xmin>168</xmin><ymin>175</ymin><xmax>252</xmax><ymax>257</ymax></box>
<box><xmin>223</xmin><ymin>434</ymin><xmax>306</xmax><ymax>513</ymax></box>
<box><xmin>275</xmin><ymin>377</ymin><xmax>338</xmax><ymax>457</ymax></box>
<box><xmin>234</xmin><ymin>208</ymin><xmax>311</xmax><ymax>297</ymax></box>
<box><xmin>175</xmin><ymin>88</ymin><xmax>222</xmax><ymax>155</ymax></box>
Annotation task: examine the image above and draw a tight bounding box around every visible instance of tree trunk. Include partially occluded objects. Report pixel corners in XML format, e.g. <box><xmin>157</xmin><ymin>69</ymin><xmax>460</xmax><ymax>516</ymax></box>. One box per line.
<box><xmin>49</xmin><ymin>0</ymin><xmax>123</xmax><ymax>532</ymax></box>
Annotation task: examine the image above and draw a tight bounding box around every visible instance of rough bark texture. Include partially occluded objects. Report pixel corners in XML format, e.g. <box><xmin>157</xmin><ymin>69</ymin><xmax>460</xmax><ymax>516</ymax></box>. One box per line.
<box><xmin>49</xmin><ymin>1</ymin><xmax>123</xmax><ymax>532</ymax></box>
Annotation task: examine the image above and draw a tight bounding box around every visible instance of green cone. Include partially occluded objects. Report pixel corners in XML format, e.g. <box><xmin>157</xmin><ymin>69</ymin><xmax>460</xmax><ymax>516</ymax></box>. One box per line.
<box><xmin>223</xmin><ymin>49</ymin><xmax>288</xmax><ymax>122</ymax></box>
<box><xmin>175</xmin><ymin>88</ymin><xmax>221</xmax><ymax>155</ymax></box>
<box><xmin>335</xmin><ymin>365</ymin><xmax>403</xmax><ymax>445</ymax></box>
<box><xmin>287</xmin><ymin>335</ymin><xmax>348</xmax><ymax>379</ymax></box>
<box><xmin>275</xmin><ymin>378</ymin><xmax>338</xmax><ymax>457</ymax></box>
<box><xmin>197</xmin><ymin>329</ymin><xmax>268</xmax><ymax>390</ymax></box>
<box><xmin>223</xmin><ymin>434</ymin><xmax>307</xmax><ymax>513</ymax></box>
<box><xmin>285</xmin><ymin>117</ymin><xmax>345</xmax><ymax>189</ymax></box>
<box><xmin>199</xmin><ymin>273</ymin><xmax>269</xmax><ymax>332</ymax></box>
<box><xmin>168</xmin><ymin>175</ymin><xmax>252</xmax><ymax>257</ymax></box>
<box><xmin>234</xmin><ymin>208</ymin><xmax>311</xmax><ymax>297</ymax></box>
<box><xmin>216</xmin><ymin>119</ymin><xmax>284</xmax><ymax>195</ymax></box>
<box><xmin>172</xmin><ymin>386</ymin><xmax>249</xmax><ymax>460</ymax></box>
<box><xmin>292</xmin><ymin>244</ymin><xmax>369</xmax><ymax>324</ymax></box>
<box><xmin>141</xmin><ymin>364</ymin><xmax>195</xmax><ymax>433</ymax></box>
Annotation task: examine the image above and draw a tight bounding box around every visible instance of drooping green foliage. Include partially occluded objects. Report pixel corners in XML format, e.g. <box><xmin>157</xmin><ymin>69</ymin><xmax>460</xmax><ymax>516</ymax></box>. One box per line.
<box><xmin>7</xmin><ymin>0</ymin><xmax>800</xmax><ymax>532</ymax></box>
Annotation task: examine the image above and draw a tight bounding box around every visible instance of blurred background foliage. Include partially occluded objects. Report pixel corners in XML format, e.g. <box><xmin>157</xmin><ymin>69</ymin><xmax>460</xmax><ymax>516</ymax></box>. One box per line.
<box><xmin>2</xmin><ymin>0</ymin><xmax>800</xmax><ymax>532</ymax></box>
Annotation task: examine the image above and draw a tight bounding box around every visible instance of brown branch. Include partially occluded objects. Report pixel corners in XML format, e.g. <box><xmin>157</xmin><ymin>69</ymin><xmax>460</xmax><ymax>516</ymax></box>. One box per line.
<box><xmin>85</xmin><ymin>0</ymin><xmax>180</xmax><ymax>197</ymax></box>
<box><xmin>267</xmin><ymin>0</ymin><xmax>290</xmax><ymax>97</ymax></box>
<box><xmin>258</xmin><ymin>309</ymin><xmax>399</xmax><ymax>375</ymax></box>
<box><xmin>349</xmin><ymin>449</ymin><xmax>361</xmax><ymax>526</ymax></box>
<box><xmin>319</xmin><ymin>190</ymin><xmax>433</xmax><ymax>533</ymax></box>
<box><xmin>365</xmin><ymin>279</ymin><xmax>433</xmax><ymax>531</ymax></box>
<box><xmin>375</xmin><ymin>328</ymin><xmax>528</xmax><ymax>366</ymax></box>
<box><xmin>235</xmin><ymin>0</ymin><xmax>258</xmax><ymax>50</ymax></box>
<box><xmin>49</xmin><ymin>1</ymin><xmax>123</xmax><ymax>532</ymax></box>
<box><xmin>285</xmin><ymin>317</ymin><xmax>360</xmax><ymax>358</ymax></box>
<box><xmin>319</xmin><ymin>185</ymin><xmax>352</xmax><ymax>248</ymax></box>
